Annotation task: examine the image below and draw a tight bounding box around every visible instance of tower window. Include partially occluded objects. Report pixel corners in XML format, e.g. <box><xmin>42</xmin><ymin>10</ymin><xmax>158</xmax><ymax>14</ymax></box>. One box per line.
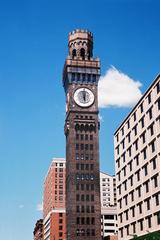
<box><xmin>80</xmin><ymin>48</ymin><xmax>85</xmax><ymax>60</ymax></box>
<box><xmin>72</xmin><ymin>73</ymin><xmax>75</xmax><ymax>81</ymax></box>
<box><xmin>72</xmin><ymin>49</ymin><xmax>76</xmax><ymax>58</ymax></box>
<box><xmin>92</xmin><ymin>74</ymin><xmax>96</xmax><ymax>82</ymax></box>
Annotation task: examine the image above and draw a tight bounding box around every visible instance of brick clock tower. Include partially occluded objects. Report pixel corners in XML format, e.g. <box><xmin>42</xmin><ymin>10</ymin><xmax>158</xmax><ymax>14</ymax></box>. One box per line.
<box><xmin>63</xmin><ymin>29</ymin><xmax>101</xmax><ymax>240</ymax></box>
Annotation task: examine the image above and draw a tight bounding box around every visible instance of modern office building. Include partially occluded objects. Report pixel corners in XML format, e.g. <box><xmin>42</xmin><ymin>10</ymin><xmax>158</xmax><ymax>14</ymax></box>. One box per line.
<box><xmin>33</xmin><ymin>219</ymin><xmax>43</xmax><ymax>240</ymax></box>
<box><xmin>100</xmin><ymin>172</ymin><xmax>118</xmax><ymax>239</ymax></box>
<box><xmin>114</xmin><ymin>75</ymin><xmax>160</xmax><ymax>239</ymax></box>
<box><xmin>63</xmin><ymin>29</ymin><xmax>101</xmax><ymax>239</ymax></box>
<box><xmin>43</xmin><ymin>158</ymin><xmax>66</xmax><ymax>240</ymax></box>
<box><xmin>100</xmin><ymin>172</ymin><xmax>117</xmax><ymax>207</ymax></box>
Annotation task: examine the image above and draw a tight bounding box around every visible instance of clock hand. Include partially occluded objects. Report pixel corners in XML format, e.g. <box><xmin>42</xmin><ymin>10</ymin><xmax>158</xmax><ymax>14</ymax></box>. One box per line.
<box><xmin>83</xmin><ymin>89</ymin><xmax>86</xmax><ymax>102</ymax></box>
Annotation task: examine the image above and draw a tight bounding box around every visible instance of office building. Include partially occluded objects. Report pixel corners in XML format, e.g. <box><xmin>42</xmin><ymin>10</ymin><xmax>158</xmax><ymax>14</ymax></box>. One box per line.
<box><xmin>43</xmin><ymin>158</ymin><xmax>66</xmax><ymax>240</ymax></box>
<box><xmin>114</xmin><ymin>75</ymin><xmax>160</xmax><ymax>239</ymax></box>
<box><xmin>100</xmin><ymin>172</ymin><xmax>118</xmax><ymax>239</ymax></box>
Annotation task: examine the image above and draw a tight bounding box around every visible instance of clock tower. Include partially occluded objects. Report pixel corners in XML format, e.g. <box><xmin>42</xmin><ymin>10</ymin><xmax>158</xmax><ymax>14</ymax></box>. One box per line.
<box><xmin>63</xmin><ymin>29</ymin><xmax>101</xmax><ymax>240</ymax></box>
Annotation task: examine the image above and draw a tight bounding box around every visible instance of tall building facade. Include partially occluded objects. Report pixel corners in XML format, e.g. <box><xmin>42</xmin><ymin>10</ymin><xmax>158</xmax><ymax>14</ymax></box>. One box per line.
<box><xmin>43</xmin><ymin>158</ymin><xmax>66</xmax><ymax>240</ymax></box>
<box><xmin>114</xmin><ymin>75</ymin><xmax>160</xmax><ymax>239</ymax></box>
<box><xmin>63</xmin><ymin>29</ymin><xmax>101</xmax><ymax>239</ymax></box>
<box><xmin>33</xmin><ymin>219</ymin><xmax>43</xmax><ymax>240</ymax></box>
<box><xmin>100</xmin><ymin>172</ymin><xmax>117</xmax><ymax>207</ymax></box>
<box><xmin>100</xmin><ymin>172</ymin><xmax>118</xmax><ymax>239</ymax></box>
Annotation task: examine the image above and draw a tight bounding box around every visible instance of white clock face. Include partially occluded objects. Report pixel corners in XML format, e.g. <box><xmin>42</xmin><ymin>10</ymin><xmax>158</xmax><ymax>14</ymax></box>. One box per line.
<box><xmin>74</xmin><ymin>88</ymin><xmax>94</xmax><ymax>107</ymax></box>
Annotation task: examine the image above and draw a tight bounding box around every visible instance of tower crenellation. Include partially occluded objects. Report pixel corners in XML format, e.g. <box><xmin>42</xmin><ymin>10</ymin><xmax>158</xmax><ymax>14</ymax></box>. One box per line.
<box><xmin>68</xmin><ymin>29</ymin><xmax>93</xmax><ymax>60</ymax></box>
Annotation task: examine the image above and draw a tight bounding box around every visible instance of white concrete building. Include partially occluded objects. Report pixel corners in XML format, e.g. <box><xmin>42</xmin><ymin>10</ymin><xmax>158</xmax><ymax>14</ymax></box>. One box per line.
<box><xmin>114</xmin><ymin>75</ymin><xmax>160</xmax><ymax>239</ymax></box>
<box><xmin>100</xmin><ymin>172</ymin><xmax>118</xmax><ymax>239</ymax></box>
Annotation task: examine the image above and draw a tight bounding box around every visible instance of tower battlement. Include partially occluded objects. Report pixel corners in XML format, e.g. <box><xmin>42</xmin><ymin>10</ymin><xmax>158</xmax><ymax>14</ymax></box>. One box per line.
<box><xmin>68</xmin><ymin>29</ymin><xmax>93</xmax><ymax>60</ymax></box>
<box><xmin>69</xmin><ymin>29</ymin><xmax>93</xmax><ymax>36</ymax></box>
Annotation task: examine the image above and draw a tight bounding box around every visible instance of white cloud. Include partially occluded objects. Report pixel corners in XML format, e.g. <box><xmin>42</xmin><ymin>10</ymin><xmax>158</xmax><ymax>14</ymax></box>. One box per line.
<box><xmin>36</xmin><ymin>203</ymin><xmax>43</xmax><ymax>212</ymax></box>
<box><xmin>98</xmin><ymin>66</ymin><xmax>142</xmax><ymax>108</ymax></box>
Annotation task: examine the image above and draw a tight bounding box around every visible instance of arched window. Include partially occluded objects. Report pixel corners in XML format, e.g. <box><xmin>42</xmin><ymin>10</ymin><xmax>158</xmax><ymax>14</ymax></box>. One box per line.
<box><xmin>80</xmin><ymin>48</ymin><xmax>85</xmax><ymax>60</ymax></box>
<box><xmin>72</xmin><ymin>49</ymin><xmax>77</xmax><ymax>58</ymax></box>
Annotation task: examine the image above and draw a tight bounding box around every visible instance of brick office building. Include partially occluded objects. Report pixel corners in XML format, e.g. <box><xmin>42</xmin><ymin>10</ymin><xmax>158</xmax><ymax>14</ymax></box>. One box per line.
<box><xmin>43</xmin><ymin>158</ymin><xmax>66</xmax><ymax>240</ymax></box>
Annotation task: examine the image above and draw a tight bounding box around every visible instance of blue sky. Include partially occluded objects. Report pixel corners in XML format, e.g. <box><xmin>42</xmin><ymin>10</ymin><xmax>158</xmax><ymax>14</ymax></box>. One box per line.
<box><xmin>0</xmin><ymin>0</ymin><xmax>160</xmax><ymax>239</ymax></box>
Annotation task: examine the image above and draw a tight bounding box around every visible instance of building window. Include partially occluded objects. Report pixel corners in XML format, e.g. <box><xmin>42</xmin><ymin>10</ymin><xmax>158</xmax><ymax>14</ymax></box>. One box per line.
<box><xmin>143</xmin><ymin>164</ymin><xmax>148</xmax><ymax>176</ymax></box>
<box><xmin>85</xmin><ymin>134</ymin><xmax>88</xmax><ymax>140</ymax></box>
<box><xmin>136</xmin><ymin>170</ymin><xmax>140</xmax><ymax>181</ymax></box>
<box><xmin>127</xmin><ymin>132</ymin><xmax>131</xmax><ymax>143</ymax></box>
<box><xmin>156</xmin><ymin>81</ymin><xmax>160</xmax><ymax>93</ymax></box>
<box><xmin>121</xmin><ymin>139</ymin><xmax>125</xmax><ymax>149</ymax></box>
<box><xmin>81</xmin><ymin>144</ymin><xmax>84</xmax><ymax>150</ymax></box>
<box><xmin>140</xmin><ymin>102</ymin><xmax>143</xmax><ymax>113</ymax></box>
<box><xmin>133</xmin><ymin>112</ymin><xmax>136</xmax><ymax>121</ymax></box>
<box><xmin>145</xmin><ymin>198</ymin><xmax>151</xmax><ymax>210</ymax></box>
<box><xmin>136</xmin><ymin>185</ymin><xmax>141</xmax><ymax>197</ymax></box>
<box><xmin>141</xmin><ymin>131</ymin><xmax>146</xmax><ymax>144</ymax></box>
<box><xmin>91</xmin><ymin>184</ymin><xmax>94</xmax><ymax>191</ymax></box>
<box><xmin>148</xmin><ymin>107</ymin><xmax>153</xmax><ymax>120</ymax></box>
<box><xmin>150</xmin><ymin>140</ymin><xmax>155</xmax><ymax>152</ymax></box>
<box><xmin>90</xmin><ymin>144</ymin><xmax>93</xmax><ymax>150</ymax></box>
<box><xmin>122</xmin><ymin>152</ymin><xmax>126</xmax><ymax>162</ymax></box>
<box><xmin>116</xmin><ymin>146</ymin><xmax>119</xmax><ymax>155</ymax></box>
<box><xmin>80</xmin><ymin>134</ymin><xmax>84</xmax><ymax>140</ymax></box>
<box><xmin>127</xmin><ymin>120</ymin><xmax>130</xmax><ymax>129</ymax></box>
<box><xmin>152</xmin><ymin>174</ymin><xmax>158</xmax><ymax>188</ymax></box>
<box><xmin>148</xmin><ymin>92</ymin><xmax>151</xmax><ymax>104</ymax></box>
<box><xmin>81</xmin><ymin>206</ymin><xmax>85</xmax><ymax>213</ymax></box>
<box><xmin>76</xmin><ymin>206</ymin><xmax>80</xmax><ymax>212</ymax></box>
<box><xmin>135</xmin><ymin>154</ymin><xmax>139</xmax><ymax>166</ymax></box>
<box><xmin>151</xmin><ymin>156</ymin><xmax>157</xmax><ymax>169</ymax></box>
<box><xmin>81</xmin><ymin>154</ymin><xmax>84</xmax><ymax>160</ymax></box>
<box><xmin>133</xmin><ymin>124</ymin><xmax>138</xmax><ymax>136</ymax></box>
<box><xmin>90</xmin><ymin>135</ymin><xmax>93</xmax><ymax>140</ymax></box>
<box><xmin>76</xmin><ymin>194</ymin><xmax>80</xmax><ymax>201</ymax></box>
<box><xmin>91</xmin><ymin>229</ymin><xmax>95</xmax><ymax>236</ymax></box>
<box><xmin>91</xmin><ymin>206</ymin><xmax>95</xmax><ymax>213</ymax></box>
<box><xmin>155</xmin><ymin>211</ymin><xmax>160</xmax><ymax>225</ymax></box>
<box><xmin>121</xmin><ymin>127</ymin><xmax>124</xmax><ymax>136</ymax></box>
<box><xmin>76</xmin><ymin>144</ymin><xmax>79</xmax><ymax>150</ymax></box>
<box><xmin>123</xmin><ymin>166</ymin><xmax>126</xmax><ymax>176</ymax></box>
<box><xmin>148</xmin><ymin>123</ymin><xmax>154</xmax><ymax>136</ymax></box>
<box><xmin>76</xmin><ymin>153</ymin><xmax>79</xmax><ymax>160</ymax></box>
<box><xmin>128</xmin><ymin>146</ymin><xmax>132</xmax><ymax>157</ymax></box>
<box><xmin>157</xmin><ymin>97</ymin><xmax>160</xmax><ymax>110</ymax></box>
<box><xmin>85</xmin><ymin>144</ymin><xmax>88</xmax><ymax>150</ymax></box>
<box><xmin>91</xmin><ymin>195</ymin><xmax>94</xmax><ymax>201</ymax></box>
<box><xmin>116</xmin><ymin>133</ymin><xmax>119</xmax><ymax>142</ymax></box>
<box><xmin>140</xmin><ymin>116</ymin><xmax>145</xmax><ymax>128</ymax></box>
<box><xmin>142</xmin><ymin>147</ymin><xmax>147</xmax><ymax>160</ymax></box>
<box><xmin>125</xmin><ymin>210</ymin><xmax>129</xmax><ymax>220</ymax></box>
<box><xmin>144</xmin><ymin>180</ymin><xmax>149</xmax><ymax>193</ymax></box>
<box><xmin>128</xmin><ymin>160</ymin><xmax>133</xmax><ymax>172</ymax></box>
<box><xmin>139</xmin><ymin>219</ymin><xmax>143</xmax><ymax>230</ymax></box>
<box><xmin>147</xmin><ymin>216</ymin><xmax>152</xmax><ymax>228</ymax></box>
<box><xmin>134</xmin><ymin>139</ymin><xmax>138</xmax><ymax>150</ymax></box>
<box><xmin>130</xmin><ymin>191</ymin><xmax>134</xmax><ymax>202</ymax></box>
<box><xmin>120</xmin><ymin>228</ymin><xmax>123</xmax><ymax>238</ymax></box>
<box><xmin>154</xmin><ymin>193</ymin><xmax>160</xmax><ymax>206</ymax></box>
